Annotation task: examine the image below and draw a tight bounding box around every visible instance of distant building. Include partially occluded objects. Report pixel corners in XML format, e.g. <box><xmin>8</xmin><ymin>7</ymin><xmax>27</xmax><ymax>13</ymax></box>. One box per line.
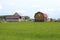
<box><xmin>55</xmin><ymin>18</ymin><xmax>60</xmax><ymax>22</ymax></box>
<box><xmin>34</xmin><ymin>12</ymin><xmax>48</xmax><ymax>22</ymax></box>
<box><xmin>0</xmin><ymin>12</ymin><xmax>25</xmax><ymax>22</ymax></box>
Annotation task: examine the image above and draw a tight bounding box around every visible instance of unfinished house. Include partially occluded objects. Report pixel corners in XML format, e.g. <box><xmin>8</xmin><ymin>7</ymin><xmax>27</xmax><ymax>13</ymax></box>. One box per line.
<box><xmin>34</xmin><ymin>12</ymin><xmax>48</xmax><ymax>22</ymax></box>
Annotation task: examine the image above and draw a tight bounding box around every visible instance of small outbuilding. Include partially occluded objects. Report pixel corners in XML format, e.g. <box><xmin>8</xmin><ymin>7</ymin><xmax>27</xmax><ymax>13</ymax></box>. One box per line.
<box><xmin>34</xmin><ymin>12</ymin><xmax>48</xmax><ymax>22</ymax></box>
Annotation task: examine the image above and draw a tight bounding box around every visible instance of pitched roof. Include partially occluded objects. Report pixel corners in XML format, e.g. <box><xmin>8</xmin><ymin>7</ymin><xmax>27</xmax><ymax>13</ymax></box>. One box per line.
<box><xmin>14</xmin><ymin>12</ymin><xmax>20</xmax><ymax>16</ymax></box>
<box><xmin>43</xmin><ymin>14</ymin><xmax>48</xmax><ymax>17</ymax></box>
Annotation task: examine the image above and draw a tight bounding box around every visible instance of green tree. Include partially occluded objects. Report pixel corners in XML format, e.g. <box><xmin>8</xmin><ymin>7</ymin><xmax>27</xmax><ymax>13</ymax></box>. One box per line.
<box><xmin>25</xmin><ymin>16</ymin><xmax>30</xmax><ymax>20</ymax></box>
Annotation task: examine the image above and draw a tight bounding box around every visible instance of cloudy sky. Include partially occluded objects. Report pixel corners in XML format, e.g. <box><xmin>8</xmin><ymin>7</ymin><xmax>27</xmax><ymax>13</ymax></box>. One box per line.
<box><xmin>0</xmin><ymin>0</ymin><xmax>60</xmax><ymax>19</ymax></box>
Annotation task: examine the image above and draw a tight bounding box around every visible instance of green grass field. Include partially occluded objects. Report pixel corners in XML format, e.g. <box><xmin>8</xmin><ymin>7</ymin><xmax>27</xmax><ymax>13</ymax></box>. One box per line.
<box><xmin>0</xmin><ymin>22</ymin><xmax>60</xmax><ymax>40</ymax></box>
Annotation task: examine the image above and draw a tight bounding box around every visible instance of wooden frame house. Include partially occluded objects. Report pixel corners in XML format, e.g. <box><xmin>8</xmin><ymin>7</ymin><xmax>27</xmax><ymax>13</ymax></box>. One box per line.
<box><xmin>34</xmin><ymin>12</ymin><xmax>48</xmax><ymax>22</ymax></box>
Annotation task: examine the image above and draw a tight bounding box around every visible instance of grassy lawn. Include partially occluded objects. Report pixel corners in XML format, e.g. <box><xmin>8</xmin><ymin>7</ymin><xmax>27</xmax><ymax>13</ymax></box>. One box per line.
<box><xmin>0</xmin><ymin>22</ymin><xmax>60</xmax><ymax>40</ymax></box>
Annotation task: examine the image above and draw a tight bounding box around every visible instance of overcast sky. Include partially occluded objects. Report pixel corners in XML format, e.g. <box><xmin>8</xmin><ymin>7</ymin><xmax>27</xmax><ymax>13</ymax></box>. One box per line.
<box><xmin>0</xmin><ymin>0</ymin><xmax>60</xmax><ymax>19</ymax></box>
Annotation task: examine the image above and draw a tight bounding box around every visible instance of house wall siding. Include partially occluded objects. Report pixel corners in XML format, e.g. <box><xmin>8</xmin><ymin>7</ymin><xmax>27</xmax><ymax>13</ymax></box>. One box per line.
<box><xmin>6</xmin><ymin>18</ymin><xmax>19</xmax><ymax>22</ymax></box>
